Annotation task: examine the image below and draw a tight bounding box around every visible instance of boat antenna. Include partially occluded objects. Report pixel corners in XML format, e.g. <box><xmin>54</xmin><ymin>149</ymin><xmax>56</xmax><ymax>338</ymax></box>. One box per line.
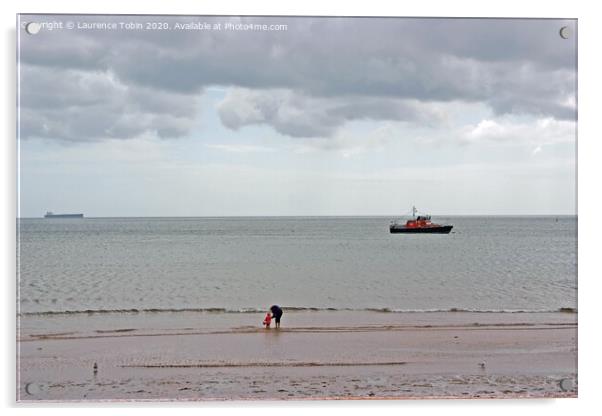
<box><xmin>412</xmin><ymin>206</ymin><xmax>417</xmax><ymax>219</ymax></box>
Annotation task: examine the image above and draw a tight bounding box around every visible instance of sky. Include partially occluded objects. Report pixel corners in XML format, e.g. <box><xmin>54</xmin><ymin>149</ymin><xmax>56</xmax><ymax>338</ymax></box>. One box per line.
<box><xmin>17</xmin><ymin>15</ymin><xmax>577</xmax><ymax>217</ymax></box>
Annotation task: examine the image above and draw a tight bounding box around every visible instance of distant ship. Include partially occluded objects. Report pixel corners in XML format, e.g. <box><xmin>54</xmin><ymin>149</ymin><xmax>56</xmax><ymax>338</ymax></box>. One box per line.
<box><xmin>44</xmin><ymin>211</ymin><xmax>84</xmax><ymax>219</ymax></box>
<box><xmin>390</xmin><ymin>206</ymin><xmax>453</xmax><ymax>234</ymax></box>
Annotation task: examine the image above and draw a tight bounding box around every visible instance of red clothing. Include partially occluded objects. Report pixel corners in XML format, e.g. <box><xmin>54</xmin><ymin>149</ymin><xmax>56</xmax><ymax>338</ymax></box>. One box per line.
<box><xmin>263</xmin><ymin>313</ymin><xmax>272</xmax><ymax>326</ymax></box>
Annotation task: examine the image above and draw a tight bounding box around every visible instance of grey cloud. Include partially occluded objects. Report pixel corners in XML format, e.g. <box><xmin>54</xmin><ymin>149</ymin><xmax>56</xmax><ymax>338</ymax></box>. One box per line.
<box><xmin>19</xmin><ymin>15</ymin><xmax>576</xmax><ymax>141</ymax></box>
<box><xmin>217</xmin><ymin>89</ymin><xmax>339</xmax><ymax>137</ymax></box>
<box><xmin>217</xmin><ymin>88</ymin><xmax>444</xmax><ymax>137</ymax></box>
<box><xmin>20</xmin><ymin>65</ymin><xmax>198</xmax><ymax>141</ymax></box>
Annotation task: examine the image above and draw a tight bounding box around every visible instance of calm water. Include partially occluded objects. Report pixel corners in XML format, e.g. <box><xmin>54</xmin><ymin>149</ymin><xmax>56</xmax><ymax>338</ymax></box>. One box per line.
<box><xmin>17</xmin><ymin>217</ymin><xmax>577</xmax><ymax>314</ymax></box>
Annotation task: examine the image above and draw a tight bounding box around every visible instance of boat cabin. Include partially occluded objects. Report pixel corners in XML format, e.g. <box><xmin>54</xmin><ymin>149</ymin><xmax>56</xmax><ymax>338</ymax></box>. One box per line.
<box><xmin>406</xmin><ymin>215</ymin><xmax>432</xmax><ymax>228</ymax></box>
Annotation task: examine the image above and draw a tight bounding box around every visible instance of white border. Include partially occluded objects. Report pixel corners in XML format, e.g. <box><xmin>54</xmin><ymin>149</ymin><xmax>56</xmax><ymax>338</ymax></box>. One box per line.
<box><xmin>3</xmin><ymin>0</ymin><xmax>600</xmax><ymax>414</ymax></box>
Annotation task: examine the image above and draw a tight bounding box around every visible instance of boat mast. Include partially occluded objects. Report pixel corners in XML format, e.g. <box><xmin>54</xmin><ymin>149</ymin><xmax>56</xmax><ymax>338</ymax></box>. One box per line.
<box><xmin>412</xmin><ymin>206</ymin><xmax>417</xmax><ymax>219</ymax></box>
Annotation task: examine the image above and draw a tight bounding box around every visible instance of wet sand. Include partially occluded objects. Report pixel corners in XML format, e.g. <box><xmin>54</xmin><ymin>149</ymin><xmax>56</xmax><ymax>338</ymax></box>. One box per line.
<box><xmin>17</xmin><ymin>311</ymin><xmax>577</xmax><ymax>401</ymax></box>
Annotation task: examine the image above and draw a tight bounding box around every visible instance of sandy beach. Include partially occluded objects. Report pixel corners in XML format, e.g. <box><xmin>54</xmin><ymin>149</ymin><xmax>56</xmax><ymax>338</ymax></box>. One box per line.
<box><xmin>17</xmin><ymin>310</ymin><xmax>577</xmax><ymax>401</ymax></box>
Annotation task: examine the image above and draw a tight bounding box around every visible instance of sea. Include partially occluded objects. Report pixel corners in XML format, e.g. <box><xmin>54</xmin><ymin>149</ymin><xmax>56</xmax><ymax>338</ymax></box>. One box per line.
<box><xmin>17</xmin><ymin>216</ymin><xmax>577</xmax><ymax>316</ymax></box>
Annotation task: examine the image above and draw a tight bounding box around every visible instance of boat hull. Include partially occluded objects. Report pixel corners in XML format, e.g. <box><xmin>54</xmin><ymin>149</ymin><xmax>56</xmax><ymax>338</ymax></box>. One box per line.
<box><xmin>44</xmin><ymin>214</ymin><xmax>84</xmax><ymax>219</ymax></box>
<box><xmin>390</xmin><ymin>225</ymin><xmax>453</xmax><ymax>234</ymax></box>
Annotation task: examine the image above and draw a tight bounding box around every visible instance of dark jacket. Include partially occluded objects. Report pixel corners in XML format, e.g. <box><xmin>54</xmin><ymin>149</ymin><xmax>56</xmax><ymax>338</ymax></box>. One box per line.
<box><xmin>270</xmin><ymin>305</ymin><xmax>283</xmax><ymax>318</ymax></box>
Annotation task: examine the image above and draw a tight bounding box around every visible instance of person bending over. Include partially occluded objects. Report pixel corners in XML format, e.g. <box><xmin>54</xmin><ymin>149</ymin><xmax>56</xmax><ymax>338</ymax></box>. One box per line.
<box><xmin>270</xmin><ymin>305</ymin><xmax>283</xmax><ymax>328</ymax></box>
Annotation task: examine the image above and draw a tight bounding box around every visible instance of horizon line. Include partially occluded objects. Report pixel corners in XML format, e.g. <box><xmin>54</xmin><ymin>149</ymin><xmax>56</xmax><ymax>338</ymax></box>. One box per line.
<box><xmin>17</xmin><ymin>213</ymin><xmax>578</xmax><ymax>219</ymax></box>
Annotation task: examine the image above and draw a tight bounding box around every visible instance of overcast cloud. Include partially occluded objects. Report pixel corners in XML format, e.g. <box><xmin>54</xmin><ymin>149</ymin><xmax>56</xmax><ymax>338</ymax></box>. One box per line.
<box><xmin>19</xmin><ymin>16</ymin><xmax>576</xmax><ymax>142</ymax></box>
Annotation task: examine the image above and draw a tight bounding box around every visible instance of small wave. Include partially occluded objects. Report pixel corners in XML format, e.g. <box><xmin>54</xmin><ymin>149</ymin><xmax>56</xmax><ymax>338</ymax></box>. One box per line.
<box><xmin>20</xmin><ymin>307</ymin><xmax>239</xmax><ymax>317</ymax></box>
<box><xmin>19</xmin><ymin>306</ymin><xmax>577</xmax><ymax>317</ymax></box>
<box><xmin>352</xmin><ymin>307</ymin><xmax>577</xmax><ymax>314</ymax></box>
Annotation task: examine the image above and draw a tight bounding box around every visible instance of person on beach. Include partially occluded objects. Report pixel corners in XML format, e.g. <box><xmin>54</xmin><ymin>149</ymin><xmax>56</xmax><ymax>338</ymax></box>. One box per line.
<box><xmin>263</xmin><ymin>311</ymin><xmax>272</xmax><ymax>328</ymax></box>
<box><xmin>270</xmin><ymin>305</ymin><xmax>283</xmax><ymax>328</ymax></box>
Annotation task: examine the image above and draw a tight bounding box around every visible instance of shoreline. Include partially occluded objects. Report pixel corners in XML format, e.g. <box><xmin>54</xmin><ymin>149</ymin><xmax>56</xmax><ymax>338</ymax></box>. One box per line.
<box><xmin>17</xmin><ymin>310</ymin><xmax>577</xmax><ymax>401</ymax></box>
<box><xmin>19</xmin><ymin>306</ymin><xmax>578</xmax><ymax>317</ymax></box>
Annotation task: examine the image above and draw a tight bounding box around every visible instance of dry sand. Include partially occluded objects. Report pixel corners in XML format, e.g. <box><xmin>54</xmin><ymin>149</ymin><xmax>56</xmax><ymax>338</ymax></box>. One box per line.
<box><xmin>17</xmin><ymin>310</ymin><xmax>577</xmax><ymax>401</ymax></box>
